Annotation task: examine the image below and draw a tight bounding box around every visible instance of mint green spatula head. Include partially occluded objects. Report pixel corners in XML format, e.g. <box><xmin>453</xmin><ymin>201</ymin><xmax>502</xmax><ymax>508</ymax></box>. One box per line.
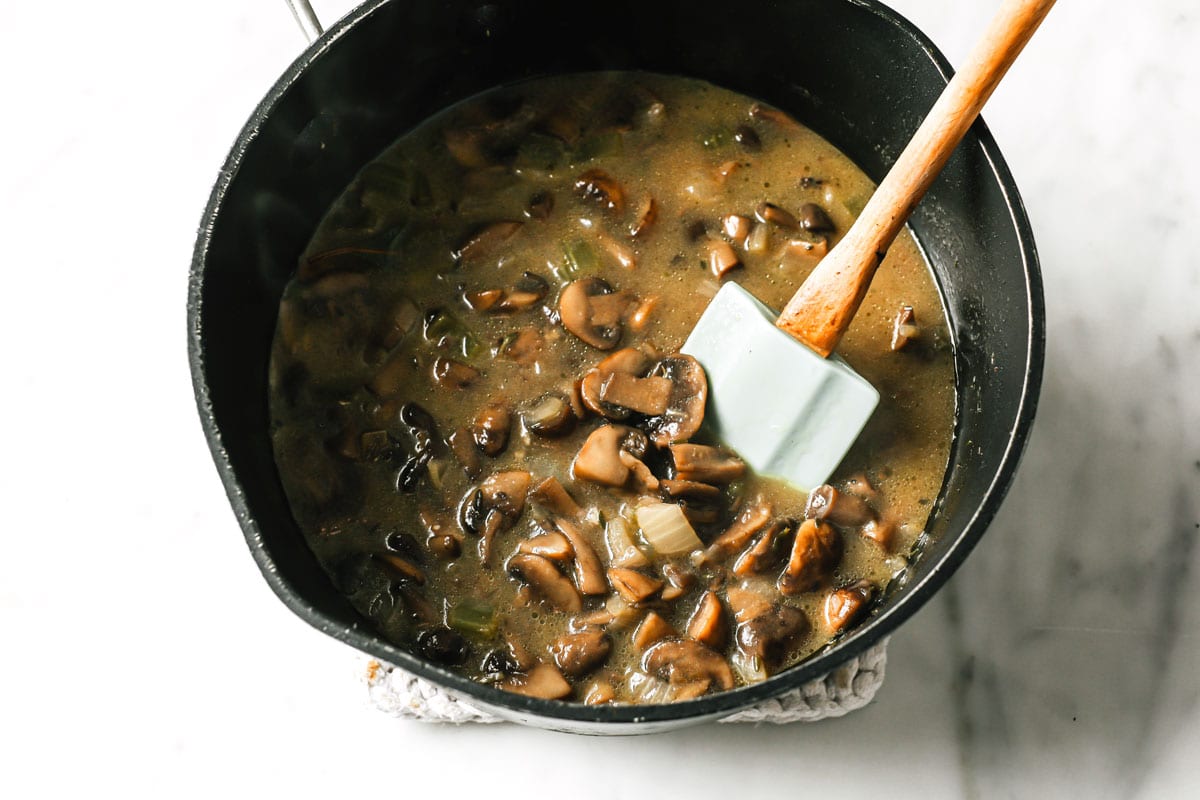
<box><xmin>681</xmin><ymin>283</ymin><xmax>879</xmax><ymax>492</ymax></box>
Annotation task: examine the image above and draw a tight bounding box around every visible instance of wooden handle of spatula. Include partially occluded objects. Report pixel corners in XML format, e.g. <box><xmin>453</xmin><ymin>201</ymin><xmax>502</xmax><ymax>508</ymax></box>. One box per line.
<box><xmin>775</xmin><ymin>0</ymin><xmax>1055</xmax><ymax>357</ymax></box>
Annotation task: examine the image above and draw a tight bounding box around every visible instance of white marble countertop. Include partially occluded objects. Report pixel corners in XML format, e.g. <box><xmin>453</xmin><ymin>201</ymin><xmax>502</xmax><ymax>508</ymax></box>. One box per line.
<box><xmin>2</xmin><ymin>0</ymin><xmax>1196</xmax><ymax>797</ymax></box>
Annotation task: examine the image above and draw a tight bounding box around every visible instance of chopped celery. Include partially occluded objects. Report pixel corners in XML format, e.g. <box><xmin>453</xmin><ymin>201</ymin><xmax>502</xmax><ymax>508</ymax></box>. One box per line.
<box><xmin>554</xmin><ymin>238</ymin><xmax>599</xmax><ymax>283</ymax></box>
<box><xmin>423</xmin><ymin>309</ymin><xmax>482</xmax><ymax>360</ymax></box>
<box><xmin>575</xmin><ymin>130</ymin><xmax>624</xmax><ymax>162</ymax></box>
<box><xmin>447</xmin><ymin>599</ymin><xmax>497</xmax><ymax>638</ymax></box>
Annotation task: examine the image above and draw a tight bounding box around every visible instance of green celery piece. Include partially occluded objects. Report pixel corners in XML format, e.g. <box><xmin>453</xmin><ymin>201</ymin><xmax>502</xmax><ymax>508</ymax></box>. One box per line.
<box><xmin>448</xmin><ymin>599</ymin><xmax>497</xmax><ymax>638</ymax></box>
<box><xmin>424</xmin><ymin>309</ymin><xmax>482</xmax><ymax>361</ymax></box>
<box><xmin>554</xmin><ymin>238</ymin><xmax>599</xmax><ymax>284</ymax></box>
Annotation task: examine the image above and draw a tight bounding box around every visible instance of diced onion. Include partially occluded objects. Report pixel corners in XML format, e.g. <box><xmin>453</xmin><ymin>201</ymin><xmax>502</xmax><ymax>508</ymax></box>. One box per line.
<box><xmin>628</xmin><ymin>671</ymin><xmax>673</xmax><ymax>704</ymax></box>
<box><xmin>606</xmin><ymin>518</ymin><xmax>649</xmax><ymax>568</ymax></box>
<box><xmin>636</xmin><ymin>502</ymin><xmax>702</xmax><ymax>556</ymax></box>
<box><xmin>731</xmin><ymin>651</ymin><xmax>768</xmax><ymax>684</ymax></box>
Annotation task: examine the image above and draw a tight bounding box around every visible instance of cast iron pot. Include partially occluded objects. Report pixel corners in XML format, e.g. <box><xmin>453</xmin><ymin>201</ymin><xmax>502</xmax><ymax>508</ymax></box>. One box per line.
<box><xmin>188</xmin><ymin>0</ymin><xmax>1044</xmax><ymax>733</ymax></box>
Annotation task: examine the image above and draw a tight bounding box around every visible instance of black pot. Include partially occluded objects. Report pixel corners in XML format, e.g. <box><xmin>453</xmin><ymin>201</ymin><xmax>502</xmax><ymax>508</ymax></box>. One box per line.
<box><xmin>189</xmin><ymin>0</ymin><xmax>1044</xmax><ymax>733</ymax></box>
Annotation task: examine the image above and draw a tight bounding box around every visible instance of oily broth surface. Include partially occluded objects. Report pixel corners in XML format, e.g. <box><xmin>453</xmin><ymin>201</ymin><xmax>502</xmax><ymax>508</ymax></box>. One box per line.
<box><xmin>268</xmin><ymin>73</ymin><xmax>955</xmax><ymax>703</ymax></box>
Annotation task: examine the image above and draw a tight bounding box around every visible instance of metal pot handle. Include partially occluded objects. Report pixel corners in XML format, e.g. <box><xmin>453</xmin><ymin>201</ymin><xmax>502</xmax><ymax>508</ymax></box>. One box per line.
<box><xmin>285</xmin><ymin>0</ymin><xmax>324</xmax><ymax>43</ymax></box>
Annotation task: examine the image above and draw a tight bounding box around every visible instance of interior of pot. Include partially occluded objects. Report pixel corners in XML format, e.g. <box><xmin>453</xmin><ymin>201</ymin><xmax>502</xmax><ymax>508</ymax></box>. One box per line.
<box><xmin>189</xmin><ymin>0</ymin><xmax>1043</xmax><ymax>732</ymax></box>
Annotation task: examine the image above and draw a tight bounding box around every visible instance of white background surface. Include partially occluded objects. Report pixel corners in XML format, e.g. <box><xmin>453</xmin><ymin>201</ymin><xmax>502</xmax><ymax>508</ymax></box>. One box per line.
<box><xmin>3</xmin><ymin>1</ymin><xmax>1197</xmax><ymax>797</ymax></box>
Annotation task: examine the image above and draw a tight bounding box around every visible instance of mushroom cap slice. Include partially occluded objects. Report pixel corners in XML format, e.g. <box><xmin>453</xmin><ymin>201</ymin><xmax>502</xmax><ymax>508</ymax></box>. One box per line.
<box><xmin>778</xmin><ymin>519</ymin><xmax>843</xmax><ymax>596</ymax></box>
<box><xmin>551</xmin><ymin>629</ymin><xmax>613</xmax><ymax>677</ymax></box>
<box><xmin>501</xmin><ymin>662</ymin><xmax>573</xmax><ymax>700</ymax></box>
<box><xmin>644</xmin><ymin>355</ymin><xmax>708</xmax><ymax>446</ymax></box>
<box><xmin>686</xmin><ymin>590</ymin><xmax>729</xmax><ymax>649</ymax></box>
<box><xmin>554</xmin><ymin>517</ymin><xmax>608</xmax><ymax>596</ymax></box>
<box><xmin>507</xmin><ymin>553</ymin><xmax>583</xmax><ymax>613</ymax></box>
<box><xmin>559</xmin><ymin>277</ymin><xmax>623</xmax><ymax>350</ymax></box>
<box><xmin>735</xmin><ymin>604</ymin><xmax>810</xmax><ymax>670</ymax></box>
<box><xmin>572</xmin><ymin>424</ymin><xmax>640</xmax><ymax>487</ymax></box>
<box><xmin>642</xmin><ymin>639</ymin><xmax>734</xmax><ymax>691</ymax></box>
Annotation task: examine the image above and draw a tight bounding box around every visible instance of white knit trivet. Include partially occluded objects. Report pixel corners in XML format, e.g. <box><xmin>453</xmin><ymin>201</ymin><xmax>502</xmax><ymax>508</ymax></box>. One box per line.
<box><xmin>362</xmin><ymin>638</ymin><xmax>886</xmax><ymax>725</ymax></box>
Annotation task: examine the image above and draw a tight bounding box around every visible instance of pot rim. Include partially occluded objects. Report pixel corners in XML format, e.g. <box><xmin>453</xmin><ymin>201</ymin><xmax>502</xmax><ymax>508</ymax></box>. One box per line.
<box><xmin>188</xmin><ymin>0</ymin><xmax>1045</xmax><ymax>728</ymax></box>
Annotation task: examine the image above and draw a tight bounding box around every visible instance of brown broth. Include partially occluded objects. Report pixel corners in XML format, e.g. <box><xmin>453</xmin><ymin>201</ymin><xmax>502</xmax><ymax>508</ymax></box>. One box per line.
<box><xmin>268</xmin><ymin>73</ymin><xmax>955</xmax><ymax>704</ymax></box>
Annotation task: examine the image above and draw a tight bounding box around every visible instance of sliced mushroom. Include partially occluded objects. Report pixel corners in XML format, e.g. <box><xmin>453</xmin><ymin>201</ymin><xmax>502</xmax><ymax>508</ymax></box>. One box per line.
<box><xmin>824</xmin><ymin>581</ymin><xmax>876</xmax><ymax>632</ymax></box>
<box><xmin>631</xmin><ymin>196</ymin><xmax>658</xmax><ymax>237</ymax></box>
<box><xmin>627</xmin><ymin>295</ymin><xmax>658</xmax><ymax>332</ymax></box>
<box><xmin>599</xmin><ymin>372</ymin><xmax>674</xmax><ymax>415</ymax></box>
<box><xmin>644</xmin><ymin>355</ymin><xmax>708</xmax><ymax>446</ymax></box>
<box><xmin>704</xmin><ymin>238</ymin><xmax>741</xmax><ymax>279</ymax></box>
<box><xmin>722</xmin><ymin>213</ymin><xmax>752</xmax><ymax>243</ymax></box>
<box><xmin>660</xmin><ymin>562</ymin><xmax>696</xmax><ymax>601</ymax></box>
<box><xmin>529</xmin><ymin>476</ymin><xmax>583</xmax><ymax>519</ymax></box>
<box><xmin>778</xmin><ymin>519</ymin><xmax>842</xmax><ymax>596</ymax></box>
<box><xmin>550</xmin><ymin>629</ymin><xmax>612</xmax><ymax>677</ymax></box>
<box><xmin>583</xmin><ymin>675</ymin><xmax>617</xmax><ymax>705</ymax></box>
<box><xmin>414</xmin><ymin>625</ymin><xmax>470</xmax><ymax>666</ymax></box>
<box><xmin>633</xmin><ymin>611</ymin><xmax>678</xmax><ymax>651</ymax></box>
<box><xmin>660</xmin><ymin>479</ymin><xmax>722</xmax><ymax>504</ymax></box>
<box><xmin>495</xmin><ymin>326</ymin><xmax>543</xmax><ymax>365</ymax></box>
<box><xmin>471</xmin><ymin>403</ymin><xmax>511</xmax><ymax>456</ymax></box>
<box><xmin>733</xmin><ymin>519</ymin><xmax>795</xmax><ymax>576</ymax></box>
<box><xmin>501</xmin><ymin>662</ymin><xmax>573</xmax><ymax>700</ymax></box>
<box><xmin>619</xmin><ymin>450</ymin><xmax>660</xmax><ymax>492</ymax></box>
<box><xmin>735</xmin><ymin>604</ymin><xmax>810</xmax><ymax>670</ymax></box>
<box><xmin>448</xmin><ymin>426</ymin><xmax>482</xmax><ymax>479</ymax></box>
<box><xmin>700</xmin><ymin>501</ymin><xmax>773</xmax><ymax>565</ymax></box>
<box><xmin>670</xmin><ymin>681</ymin><xmax>713</xmax><ymax>701</ymax></box>
<box><xmin>596</xmin><ymin>229</ymin><xmax>637</xmax><ymax>270</ymax></box>
<box><xmin>554</xmin><ymin>517</ymin><xmax>608</xmax><ymax>596</ymax></box>
<box><xmin>805</xmin><ymin>484</ymin><xmax>877</xmax><ymax>527</ymax></box>
<box><xmin>580</xmin><ymin>347</ymin><xmax>654</xmax><ymax>419</ymax></box>
<box><xmin>754</xmin><ymin>201</ymin><xmax>798</xmax><ymax>230</ymax></box>
<box><xmin>643</xmin><ymin>639</ymin><xmax>734</xmax><ymax>691</ymax></box>
<box><xmin>559</xmin><ymin>277</ymin><xmax>624</xmax><ymax>350</ymax></box>
<box><xmin>522</xmin><ymin>393</ymin><xmax>576</xmax><ymax>438</ymax></box>
<box><xmin>724</xmin><ymin>585</ymin><xmax>774</xmax><ymax>623</ymax></box>
<box><xmin>498</xmin><ymin>271</ymin><xmax>551</xmax><ymax>312</ymax></box>
<box><xmin>432</xmin><ymin>357</ymin><xmax>480</xmax><ymax>389</ymax></box>
<box><xmin>454</xmin><ymin>220</ymin><xmax>523</xmax><ymax>263</ymax></box>
<box><xmin>480</xmin><ymin>470</ymin><xmax>531</xmax><ymax>518</ymax></box>
<box><xmin>891</xmin><ymin>305</ymin><xmax>920</xmax><ymax>351</ymax></box>
<box><xmin>464</xmin><ymin>288</ymin><xmax>504</xmax><ymax>312</ymax></box>
<box><xmin>419</xmin><ymin>508</ymin><xmax>463</xmax><ymax>561</ymax></box>
<box><xmin>607</xmin><ymin>568</ymin><xmax>664</xmax><ymax>604</ymax></box>
<box><xmin>507</xmin><ymin>553</ymin><xmax>582</xmax><ymax>613</ymax></box>
<box><xmin>687</xmin><ymin>591</ymin><xmax>729</xmax><ymax>649</ymax></box>
<box><xmin>670</xmin><ymin>443</ymin><xmax>745</xmax><ymax>484</ymax></box>
<box><xmin>798</xmin><ymin>202</ymin><xmax>835</xmax><ymax>233</ymax></box>
<box><xmin>572</xmin><ymin>424</ymin><xmax>644</xmax><ymax>487</ymax></box>
<box><xmin>375</xmin><ymin>552</ymin><xmax>426</xmax><ymax>585</ymax></box>
<box><xmin>574</xmin><ymin>168</ymin><xmax>625</xmax><ymax>213</ymax></box>
<box><xmin>518</xmin><ymin>529</ymin><xmax>574</xmax><ymax>561</ymax></box>
<box><xmin>862</xmin><ymin>517</ymin><xmax>897</xmax><ymax>550</ymax></box>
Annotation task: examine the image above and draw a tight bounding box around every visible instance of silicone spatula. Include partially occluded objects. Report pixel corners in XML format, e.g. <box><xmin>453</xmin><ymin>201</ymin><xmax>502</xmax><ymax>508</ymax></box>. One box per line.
<box><xmin>682</xmin><ymin>0</ymin><xmax>1054</xmax><ymax>490</ymax></box>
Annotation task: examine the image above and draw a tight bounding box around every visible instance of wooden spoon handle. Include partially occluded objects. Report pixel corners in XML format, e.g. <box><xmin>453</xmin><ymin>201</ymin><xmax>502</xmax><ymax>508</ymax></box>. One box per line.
<box><xmin>775</xmin><ymin>0</ymin><xmax>1055</xmax><ymax>357</ymax></box>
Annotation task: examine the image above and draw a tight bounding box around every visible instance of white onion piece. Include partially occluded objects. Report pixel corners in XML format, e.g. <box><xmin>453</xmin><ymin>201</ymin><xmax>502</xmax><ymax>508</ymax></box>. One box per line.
<box><xmin>636</xmin><ymin>502</ymin><xmax>702</xmax><ymax>556</ymax></box>
<box><xmin>606</xmin><ymin>518</ymin><xmax>649</xmax><ymax>568</ymax></box>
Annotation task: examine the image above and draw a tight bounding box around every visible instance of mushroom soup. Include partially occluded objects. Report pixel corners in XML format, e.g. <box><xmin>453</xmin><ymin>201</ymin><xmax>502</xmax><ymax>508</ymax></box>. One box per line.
<box><xmin>268</xmin><ymin>73</ymin><xmax>956</xmax><ymax>704</ymax></box>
